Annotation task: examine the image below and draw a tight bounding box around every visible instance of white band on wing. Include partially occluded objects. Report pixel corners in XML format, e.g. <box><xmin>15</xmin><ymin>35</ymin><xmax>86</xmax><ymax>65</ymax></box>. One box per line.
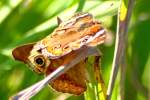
<box><xmin>86</xmin><ymin>29</ymin><xmax>105</xmax><ymax>44</ymax></box>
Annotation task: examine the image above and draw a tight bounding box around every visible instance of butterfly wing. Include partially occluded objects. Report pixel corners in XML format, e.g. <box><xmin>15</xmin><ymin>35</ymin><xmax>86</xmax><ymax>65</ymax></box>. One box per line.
<box><xmin>12</xmin><ymin>43</ymin><xmax>35</xmax><ymax>63</ymax></box>
<box><xmin>34</xmin><ymin>13</ymin><xmax>106</xmax><ymax>59</ymax></box>
<box><xmin>45</xmin><ymin>50</ymin><xmax>88</xmax><ymax>95</ymax></box>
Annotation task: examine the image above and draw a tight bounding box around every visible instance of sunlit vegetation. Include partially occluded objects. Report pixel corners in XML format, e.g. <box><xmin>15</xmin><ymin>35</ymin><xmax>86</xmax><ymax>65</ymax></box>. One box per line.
<box><xmin>0</xmin><ymin>0</ymin><xmax>149</xmax><ymax>100</ymax></box>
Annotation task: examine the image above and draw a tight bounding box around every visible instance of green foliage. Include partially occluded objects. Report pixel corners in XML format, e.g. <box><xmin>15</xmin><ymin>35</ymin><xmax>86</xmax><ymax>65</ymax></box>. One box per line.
<box><xmin>0</xmin><ymin>0</ymin><xmax>149</xmax><ymax>100</ymax></box>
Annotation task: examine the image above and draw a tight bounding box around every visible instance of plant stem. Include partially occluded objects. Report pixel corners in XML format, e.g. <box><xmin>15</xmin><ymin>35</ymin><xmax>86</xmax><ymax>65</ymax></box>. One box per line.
<box><xmin>120</xmin><ymin>55</ymin><xmax>126</xmax><ymax>100</ymax></box>
<box><xmin>106</xmin><ymin>0</ymin><xmax>135</xmax><ymax>99</ymax></box>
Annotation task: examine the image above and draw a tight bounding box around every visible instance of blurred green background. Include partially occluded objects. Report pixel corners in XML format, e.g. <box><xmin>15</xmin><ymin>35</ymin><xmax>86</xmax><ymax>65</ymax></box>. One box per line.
<box><xmin>0</xmin><ymin>0</ymin><xmax>149</xmax><ymax>100</ymax></box>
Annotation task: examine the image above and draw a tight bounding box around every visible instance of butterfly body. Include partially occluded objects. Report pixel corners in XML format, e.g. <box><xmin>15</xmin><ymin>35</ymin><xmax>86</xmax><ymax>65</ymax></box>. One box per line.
<box><xmin>12</xmin><ymin>12</ymin><xmax>106</xmax><ymax>95</ymax></box>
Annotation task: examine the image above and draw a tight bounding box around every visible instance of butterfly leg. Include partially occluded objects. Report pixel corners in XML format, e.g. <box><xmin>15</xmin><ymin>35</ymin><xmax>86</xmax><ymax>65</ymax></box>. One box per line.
<box><xmin>93</xmin><ymin>49</ymin><xmax>106</xmax><ymax>99</ymax></box>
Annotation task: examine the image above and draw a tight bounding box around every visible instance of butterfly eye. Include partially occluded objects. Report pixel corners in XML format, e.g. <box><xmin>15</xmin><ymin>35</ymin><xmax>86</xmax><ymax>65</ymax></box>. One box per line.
<box><xmin>34</xmin><ymin>55</ymin><xmax>45</xmax><ymax>67</ymax></box>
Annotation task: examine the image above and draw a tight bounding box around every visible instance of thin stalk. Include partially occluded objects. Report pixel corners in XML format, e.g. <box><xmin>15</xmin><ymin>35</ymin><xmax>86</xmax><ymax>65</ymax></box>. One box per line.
<box><xmin>120</xmin><ymin>55</ymin><xmax>127</xmax><ymax>100</ymax></box>
<box><xmin>106</xmin><ymin>0</ymin><xmax>135</xmax><ymax>99</ymax></box>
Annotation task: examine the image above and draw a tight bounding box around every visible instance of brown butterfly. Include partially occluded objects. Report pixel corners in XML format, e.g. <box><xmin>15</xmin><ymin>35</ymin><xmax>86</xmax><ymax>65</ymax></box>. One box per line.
<box><xmin>11</xmin><ymin>12</ymin><xmax>106</xmax><ymax>99</ymax></box>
